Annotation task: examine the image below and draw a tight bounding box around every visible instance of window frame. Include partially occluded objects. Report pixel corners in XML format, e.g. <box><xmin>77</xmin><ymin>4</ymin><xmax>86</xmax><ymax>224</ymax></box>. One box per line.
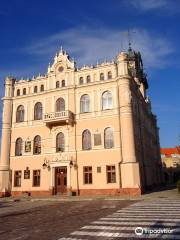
<box><xmin>34</xmin><ymin>86</ymin><xmax>38</xmax><ymax>93</ymax></box>
<box><xmin>16</xmin><ymin>105</ymin><xmax>25</xmax><ymax>123</ymax></box>
<box><xmin>82</xmin><ymin>129</ymin><xmax>92</xmax><ymax>150</ymax></box>
<box><xmin>100</xmin><ymin>73</ymin><xmax>104</xmax><ymax>81</ymax></box>
<box><xmin>56</xmin><ymin>98</ymin><xmax>65</xmax><ymax>112</ymax></box>
<box><xmin>15</xmin><ymin>137</ymin><xmax>23</xmax><ymax>156</ymax></box>
<box><xmin>56</xmin><ymin>81</ymin><xmax>60</xmax><ymax>88</ymax></box>
<box><xmin>17</xmin><ymin>89</ymin><xmax>20</xmax><ymax>96</ymax></box>
<box><xmin>106</xmin><ymin>165</ymin><xmax>116</xmax><ymax>183</ymax></box>
<box><xmin>83</xmin><ymin>166</ymin><xmax>92</xmax><ymax>184</ymax></box>
<box><xmin>14</xmin><ymin>171</ymin><xmax>22</xmax><ymax>187</ymax></box>
<box><xmin>61</xmin><ymin>80</ymin><xmax>66</xmax><ymax>87</ymax></box>
<box><xmin>23</xmin><ymin>88</ymin><xmax>26</xmax><ymax>95</ymax></box>
<box><xmin>56</xmin><ymin>132</ymin><xmax>65</xmax><ymax>152</ymax></box>
<box><xmin>40</xmin><ymin>85</ymin><xmax>44</xmax><ymax>92</ymax></box>
<box><xmin>80</xmin><ymin>94</ymin><xmax>90</xmax><ymax>113</ymax></box>
<box><xmin>33</xmin><ymin>135</ymin><xmax>41</xmax><ymax>155</ymax></box>
<box><xmin>79</xmin><ymin>77</ymin><xmax>84</xmax><ymax>85</ymax></box>
<box><xmin>104</xmin><ymin>127</ymin><xmax>114</xmax><ymax>149</ymax></box>
<box><xmin>34</xmin><ymin>102</ymin><xmax>43</xmax><ymax>120</ymax></box>
<box><xmin>108</xmin><ymin>71</ymin><xmax>112</xmax><ymax>80</ymax></box>
<box><xmin>102</xmin><ymin>91</ymin><xmax>113</xmax><ymax>110</ymax></box>
<box><xmin>33</xmin><ymin>170</ymin><xmax>41</xmax><ymax>187</ymax></box>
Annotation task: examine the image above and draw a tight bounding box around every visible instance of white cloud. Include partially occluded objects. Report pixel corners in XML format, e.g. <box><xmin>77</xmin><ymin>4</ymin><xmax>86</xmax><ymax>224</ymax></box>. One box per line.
<box><xmin>22</xmin><ymin>26</ymin><xmax>174</xmax><ymax>70</ymax></box>
<box><xmin>129</xmin><ymin>0</ymin><xmax>168</xmax><ymax>11</ymax></box>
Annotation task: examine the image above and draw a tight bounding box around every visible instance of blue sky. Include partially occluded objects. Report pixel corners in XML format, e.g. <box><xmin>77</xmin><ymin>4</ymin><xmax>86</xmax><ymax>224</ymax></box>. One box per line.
<box><xmin>0</xmin><ymin>0</ymin><xmax>179</xmax><ymax>147</ymax></box>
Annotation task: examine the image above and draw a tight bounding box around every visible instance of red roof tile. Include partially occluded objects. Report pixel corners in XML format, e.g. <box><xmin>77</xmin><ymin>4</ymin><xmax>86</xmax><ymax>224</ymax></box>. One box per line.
<box><xmin>161</xmin><ymin>146</ymin><xmax>180</xmax><ymax>157</ymax></box>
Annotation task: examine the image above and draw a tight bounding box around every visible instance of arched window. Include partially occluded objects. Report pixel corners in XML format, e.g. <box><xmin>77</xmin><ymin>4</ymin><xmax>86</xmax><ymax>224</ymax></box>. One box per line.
<box><xmin>61</xmin><ymin>80</ymin><xmax>65</xmax><ymax>87</ymax></box>
<box><xmin>34</xmin><ymin>102</ymin><xmax>43</xmax><ymax>120</ymax></box>
<box><xmin>104</xmin><ymin>127</ymin><xmax>114</xmax><ymax>149</ymax></box>
<box><xmin>82</xmin><ymin>130</ymin><xmax>91</xmax><ymax>150</ymax></box>
<box><xmin>80</xmin><ymin>94</ymin><xmax>90</xmax><ymax>113</ymax></box>
<box><xmin>56</xmin><ymin>98</ymin><xmax>65</xmax><ymax>112</ymax></box>
<box><xmin>16</xmin><ymin>105</ymin><xmax>24</xmax><ymax>122</ymax></box>
<box><xmin>56</xmin><ymin>81</ymin><xmax>60</xmax><ymax>88</ymax></box>
<box><xmin>79</xmin><ymin>77</ymin><xmax>83</xmax><ymax>85</ymax></box>
<box><xmin>17</xmin><ymin>89</ymin><xmax>20</xmax><ymax>96</ymax></box>
<box><xmin>33</xmin><ymin>135</ymin><xmax>41</xmax><ymax>154</ymax></box>
<box><xmin>100</xmin><ymin>73</ymin><xmax>104</xmax><ymax>81</ymax></box>
<box><xmin>40</xmin><ymin>85</ymin><xmax>44</xmax><ymax>92</ymax></box>
<box><xmin>102</xmin><ymin>91</ymin><xmax>112</xmax><ymax>110</ymax></box>
<box><xmin>87</xmin><ymin>75</ymin><xmax>91</xmax><ymax>83</ymax></box>
<box><xmin>15</xmin><ymin>138</ymin><xmax>23</xmax><ymax>156</ymax></box>
<box><xmin>56</xmin><ymin>132</ymin><xmax>65</xmax><ymax>152</ymax></box>
<box><xmin>23</xmin><ymin>88</ymin><xmax>26</xmax><ymax>95</ymax></box>
<box><xmin>34</xmin><ymin>86</ymin><xmax>38</xmax><ymax>93</ymax></box>
<box><xmin>108</xmin><ymin>71</ymin><xmax>112</xmax><ymax>79</ymax></box>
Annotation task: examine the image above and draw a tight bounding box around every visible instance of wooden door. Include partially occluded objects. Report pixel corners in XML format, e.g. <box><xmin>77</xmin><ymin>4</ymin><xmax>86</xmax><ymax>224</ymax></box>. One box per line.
<box><xmin>55</xmin><ymin>167</ymin><xmax>67</xmax><ymax>194</ymax></box>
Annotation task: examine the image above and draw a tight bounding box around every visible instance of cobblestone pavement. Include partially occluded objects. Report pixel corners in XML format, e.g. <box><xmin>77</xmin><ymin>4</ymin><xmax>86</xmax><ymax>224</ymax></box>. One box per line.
<box><xmin>0</xmin><ymin>187</ymin><xmax>179</xmax><ymax>240</ymax></box>
<box><xmin>0</xmin><ymin>199</ymin><xmax>135</xmax><ymax>240</ymax></box>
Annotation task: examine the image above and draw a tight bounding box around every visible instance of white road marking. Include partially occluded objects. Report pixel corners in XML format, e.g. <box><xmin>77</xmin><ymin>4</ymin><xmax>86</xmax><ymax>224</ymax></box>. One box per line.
<box><xmin>92</xmin><ymin>220</ymin><xmax>179</xmax><ymax>226</ymax></box>
<box><xmin>58</xmin><ymin>199</ymin><xmax>180</xmax><ymax>240</ymax></box>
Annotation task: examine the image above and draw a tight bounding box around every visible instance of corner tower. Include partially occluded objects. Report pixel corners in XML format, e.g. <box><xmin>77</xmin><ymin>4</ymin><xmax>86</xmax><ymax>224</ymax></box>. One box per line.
<box><xmin>0</xmin><ymin>76</ymin><xmax>15</xmax><ymax>196</ymax></box>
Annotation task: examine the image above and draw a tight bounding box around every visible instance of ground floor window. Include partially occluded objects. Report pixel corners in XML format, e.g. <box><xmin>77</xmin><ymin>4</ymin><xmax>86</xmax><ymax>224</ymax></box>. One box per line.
<box><xmin>14</xmin><ymin>171</ymin><xmax>22</xmax><ymax>187</ymax></box>
<box><xmin>33</xmin><ymin>170</ymin><xmax>40</xmax><ymax>186</ymax></box>
<box><xmin>83</xmin><ymin>166</ymin><xmax>92</xmax><ymax>184</ymax></box>
<box><xmin>106</xmin><ymin>165</ymin><xmax>116</xmax><ymax>183</ymax></box>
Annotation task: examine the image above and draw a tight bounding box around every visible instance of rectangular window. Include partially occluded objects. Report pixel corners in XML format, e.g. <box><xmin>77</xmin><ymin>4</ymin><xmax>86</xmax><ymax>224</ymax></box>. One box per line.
<box><xmin>14</xmin><ymin>171</ymin><xmax>22</xmax><ymax>187</ymax></box>
<box><xmin>106</xmin><ymin>165</ymin><xmax>116</xmax><ymax>183</ymax></box>
<box><xmin>83</xmin><ymin>166</ymin><xmax>92</xmax><ymax>184</ymax></box>
<box><xmin>33</xmin><ymin>170</ymin><xmax>40</xmax><ymax>186</ymax></box>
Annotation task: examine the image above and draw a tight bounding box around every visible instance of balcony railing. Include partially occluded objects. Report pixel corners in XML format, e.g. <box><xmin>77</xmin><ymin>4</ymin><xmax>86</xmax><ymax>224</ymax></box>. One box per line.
<box><xmin>44</xmin><ymin>110</ymin><xmax>74</xmax><ymax>126</ymax></box>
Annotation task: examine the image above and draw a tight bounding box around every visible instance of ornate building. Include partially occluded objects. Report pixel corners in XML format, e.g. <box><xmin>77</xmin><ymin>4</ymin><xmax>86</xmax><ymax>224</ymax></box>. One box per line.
<box><xmin>0</xmin><ymin>47</ymin><xmax>163</xmax><ymax>197</ymax></box>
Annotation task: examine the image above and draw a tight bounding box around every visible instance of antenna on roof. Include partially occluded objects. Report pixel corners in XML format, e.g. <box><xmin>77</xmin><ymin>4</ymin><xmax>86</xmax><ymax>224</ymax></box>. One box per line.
<box><xmin>122</xmin><ymin>29</ymin><xmax>136</xmax><ymax>51</ymax></box>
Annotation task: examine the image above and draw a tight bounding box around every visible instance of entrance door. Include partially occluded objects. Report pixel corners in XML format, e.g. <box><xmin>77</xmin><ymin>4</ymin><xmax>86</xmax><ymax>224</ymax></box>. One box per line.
<box><xmin>55</xmin><ymin>167</ymin><xmax>67</xmax><ymax>194</ymax></box>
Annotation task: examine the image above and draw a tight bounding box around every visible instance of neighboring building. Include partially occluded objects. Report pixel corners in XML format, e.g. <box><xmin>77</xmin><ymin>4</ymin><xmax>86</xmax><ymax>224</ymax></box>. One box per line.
<box><xmin>0</xmin><ymin>47</ymin><xmax>163</xmax><ymax>197</ymax></box>
<box><xmin>161</xmin><ymin>146</ymin><xmax>180</xmax><ymax>183</ymax></box>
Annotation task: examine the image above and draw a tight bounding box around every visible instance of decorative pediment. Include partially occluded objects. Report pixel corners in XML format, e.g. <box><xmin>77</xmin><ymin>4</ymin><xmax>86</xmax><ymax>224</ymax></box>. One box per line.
<box><xmin>48</xmin><ymin>47</ymin><xmax>76</xmax><ymax>74</ymax></box>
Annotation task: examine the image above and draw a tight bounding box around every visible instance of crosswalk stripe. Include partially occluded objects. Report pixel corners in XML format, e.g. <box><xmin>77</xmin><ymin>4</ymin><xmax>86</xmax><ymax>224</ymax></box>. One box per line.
<box><xmin>119</xmin><ymin>207</ymin><xmax>178</xmax><ymax>210</ymax></box>
<box><xmin>81</xmin><ymin>225</ymin><xmax>180</xmax><ymax>232</ymax></box>
<box><xmin>116</xmin><ymin>210</ymin><xmax>180</xmax><ymax>213</ymax></box>
<box><xmin>100</xmin><ymin>217</ymin><xmax>180</xmax><ymax>222</ymax></box>
<box><xmin>58</xmin><ymin>199</ymin><xmax>180</xmax><ymax>239</ymax></box>
<box><xmin>71</xmin><ymin>230</ymin><xmax>180</xmax><ymax>239</ymax></box>
<box><xmin>112</xmin><ymin>212</ymin><xmax>180</xmax><ymax>216</ymax></box>
<box><xmin>92</xmin><ymin>220</ymin><xmax>179</xmax><ymax>226</ymax></box>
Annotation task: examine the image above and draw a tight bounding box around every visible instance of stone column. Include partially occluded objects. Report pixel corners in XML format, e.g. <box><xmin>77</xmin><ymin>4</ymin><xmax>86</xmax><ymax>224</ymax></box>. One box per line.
<box><xmin>0</xmin><ymin>77</ymin><xmax>15</xmax><ymax>196</ymax></box>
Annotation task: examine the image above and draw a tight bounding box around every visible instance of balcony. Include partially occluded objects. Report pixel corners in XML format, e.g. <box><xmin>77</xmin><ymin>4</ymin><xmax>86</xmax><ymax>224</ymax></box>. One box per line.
<box><xmin>44</xmin><ymin>110</ymin><xmax>74</xmax><ymax>126</ymax></box>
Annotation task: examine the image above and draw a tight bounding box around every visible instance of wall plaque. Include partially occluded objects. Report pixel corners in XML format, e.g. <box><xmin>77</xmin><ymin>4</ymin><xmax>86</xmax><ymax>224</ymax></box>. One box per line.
<box><xmin>94</xmin><ymin>134</ymin><xmax>102</xmax><ymax>146</ymax></box>
<box><xmin>25</xmin><ymin>141</ymin><xmax>31</xmax><ymax>152</ymax></box>
<box><xmin>24</xmin><ymin>170</ymin><xmax>30</xmax><ymax>179</ymax></box>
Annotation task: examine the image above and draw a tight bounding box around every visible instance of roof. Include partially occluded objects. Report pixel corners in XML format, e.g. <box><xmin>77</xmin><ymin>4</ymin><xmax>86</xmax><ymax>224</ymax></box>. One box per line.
<box><xmin>161</xmin><ymin>146</ymin><xmax>180</xmax><ymax>157</ymax></box>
